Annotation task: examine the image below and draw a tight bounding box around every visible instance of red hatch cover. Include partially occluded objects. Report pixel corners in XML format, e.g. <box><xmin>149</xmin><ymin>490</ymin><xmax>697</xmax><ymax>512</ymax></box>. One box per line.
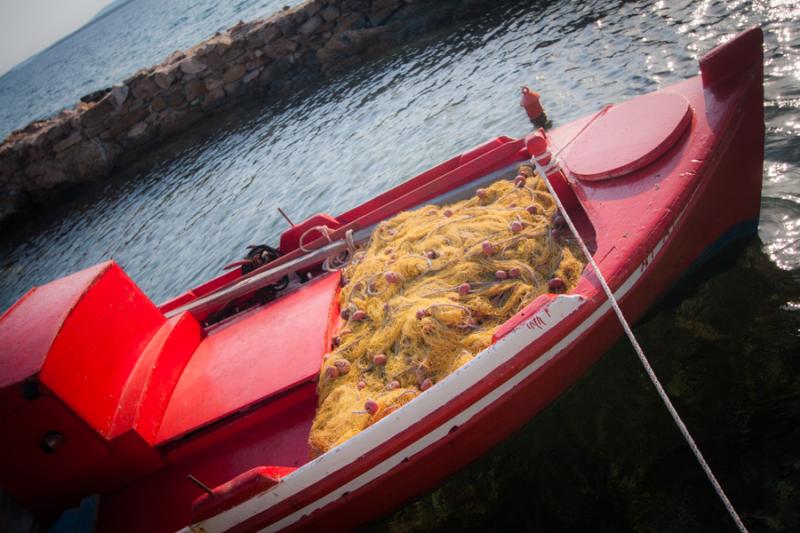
<box><xmin>564</xmin><ymin>92</ymin><xmax>692</xmax><ymax>181</ymax></box>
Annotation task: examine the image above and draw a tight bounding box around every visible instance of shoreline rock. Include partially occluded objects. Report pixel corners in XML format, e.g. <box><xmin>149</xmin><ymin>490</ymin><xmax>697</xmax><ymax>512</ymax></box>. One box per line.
<box><xmin>0</xmin><ymin>0</ymin><xmax>492</xmax><ymax>228</ymax></box>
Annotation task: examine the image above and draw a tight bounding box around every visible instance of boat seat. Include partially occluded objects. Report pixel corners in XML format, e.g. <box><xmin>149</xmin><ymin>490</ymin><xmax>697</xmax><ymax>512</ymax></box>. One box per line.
<box><xmin>155</xmin><ymin>271</ymin><xmax>341</xmax><ymax>444</ymax></box>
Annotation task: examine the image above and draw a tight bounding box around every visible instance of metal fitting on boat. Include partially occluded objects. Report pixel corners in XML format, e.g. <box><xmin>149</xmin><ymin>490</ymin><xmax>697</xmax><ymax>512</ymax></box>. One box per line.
<box><xmin>39</xmin><ymin>431</ymin><xmax>65</xmax><ymax>454</ymax></box>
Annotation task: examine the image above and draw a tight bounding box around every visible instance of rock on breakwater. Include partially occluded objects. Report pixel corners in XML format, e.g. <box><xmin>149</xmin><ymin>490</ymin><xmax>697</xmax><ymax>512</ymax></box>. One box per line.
<box><xmin>0</xmin><ymin>0</ymin><xmax>492</xmax><ymax>227</ymax></box>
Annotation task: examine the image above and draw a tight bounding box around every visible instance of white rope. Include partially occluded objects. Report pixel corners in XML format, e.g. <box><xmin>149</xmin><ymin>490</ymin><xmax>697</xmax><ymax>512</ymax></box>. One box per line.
<box><xmin>531</xmin><ymin>144</ymin><xmax>748</xmax><ymax>533</ymax></box>
<box><xmin>299</xmin><ymin>225</ymin><xmax>333</xmax><ymax>253</ymax></box>
<box><xmin>344</xmin><ymin>229</ymin><xmax>356</xmax><ymax>255</ymax></box>
<box><xmin>551</xmin><ymin>104</ymin><xmax>612</xmax><ymax>158</ymax></box>
<box><xmin>322</xmin><ymin>229</ymin><xmax>358</xmax><ymax>272</ymax></box>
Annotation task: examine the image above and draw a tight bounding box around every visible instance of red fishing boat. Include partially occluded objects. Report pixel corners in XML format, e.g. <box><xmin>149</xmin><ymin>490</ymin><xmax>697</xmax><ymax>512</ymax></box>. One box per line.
<box><xmin>0</xmin><ymin>27</ymin><xmax>763</xmax><ymax>532</ymax></box>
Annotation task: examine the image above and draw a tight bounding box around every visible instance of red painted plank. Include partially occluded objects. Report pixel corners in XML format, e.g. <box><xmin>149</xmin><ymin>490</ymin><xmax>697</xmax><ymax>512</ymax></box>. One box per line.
<box><xmin>155</xmin><ymin>272</ymin><xmax>340</xmax><ymax>444</ymax></box>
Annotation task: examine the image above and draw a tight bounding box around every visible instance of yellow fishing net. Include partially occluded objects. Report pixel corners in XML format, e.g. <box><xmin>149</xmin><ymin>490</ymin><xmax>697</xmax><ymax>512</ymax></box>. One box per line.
<box><xmin>308</xmin><ymin>164</ymin><xmax>586</xmax><ymax>456</ymax></box>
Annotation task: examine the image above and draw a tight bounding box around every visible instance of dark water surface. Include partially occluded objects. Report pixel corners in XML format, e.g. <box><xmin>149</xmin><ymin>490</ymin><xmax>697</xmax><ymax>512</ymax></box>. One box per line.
<box><xmin>1</xmin><ymin>0</ymin><xmax>799</xmax><ymax>531</ymax></box>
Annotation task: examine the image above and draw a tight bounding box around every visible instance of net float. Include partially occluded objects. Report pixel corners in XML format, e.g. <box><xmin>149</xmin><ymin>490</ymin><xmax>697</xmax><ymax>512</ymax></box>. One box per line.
<box><xmin>333</xmin><ymin>360</ymin><xmax>351</xmax><ymax>375</ymax></box>
<box><xmin>364</xmin><ymin>399</ymin><xmax>379</xmax><ymax>415</ymax></box>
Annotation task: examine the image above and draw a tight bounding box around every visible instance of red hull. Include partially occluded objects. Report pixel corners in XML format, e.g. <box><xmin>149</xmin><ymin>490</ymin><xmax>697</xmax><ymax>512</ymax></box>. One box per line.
<box><xmin>0</xmin><ymin>28</ymin><xmax>763</xmax><ymax>532</ymax></box>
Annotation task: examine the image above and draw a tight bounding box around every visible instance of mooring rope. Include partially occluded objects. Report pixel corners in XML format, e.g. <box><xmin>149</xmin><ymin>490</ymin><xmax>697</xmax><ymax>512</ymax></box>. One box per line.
<box><xmin>530</xmin><ymin>142</ymin><xmax>748</xmax><ymax>533</ymax></box>
<box><xmin>299</xmin><ymin>224</ymin><xmax>334</xmax><ymax>253</ymax></box>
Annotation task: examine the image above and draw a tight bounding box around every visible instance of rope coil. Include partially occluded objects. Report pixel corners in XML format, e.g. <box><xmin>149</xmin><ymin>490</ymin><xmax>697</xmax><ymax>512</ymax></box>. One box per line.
<box><xmin>323</xmin><ymin>229</ymin><xmax>357</xmax><ymax>272</ymax></box>
<box><xmin>530</xmin><ymin>137</ymin><xmax>748</xmax><ymax>533</ymax></box>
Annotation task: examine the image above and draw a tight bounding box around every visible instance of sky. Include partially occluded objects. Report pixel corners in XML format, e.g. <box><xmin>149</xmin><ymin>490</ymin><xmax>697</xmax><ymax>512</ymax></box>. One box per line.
<box><xmin>0</xmin><ymin>0</ymin><xmax>112</xmax><ymax>76</ymax></box>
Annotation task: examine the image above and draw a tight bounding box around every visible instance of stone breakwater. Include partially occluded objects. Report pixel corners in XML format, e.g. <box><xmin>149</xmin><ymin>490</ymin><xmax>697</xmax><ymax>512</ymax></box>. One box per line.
<box><xmin>0</xmin><ymin>0</ymin><xmax>491</xmax><ymax>227</ymax></box>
